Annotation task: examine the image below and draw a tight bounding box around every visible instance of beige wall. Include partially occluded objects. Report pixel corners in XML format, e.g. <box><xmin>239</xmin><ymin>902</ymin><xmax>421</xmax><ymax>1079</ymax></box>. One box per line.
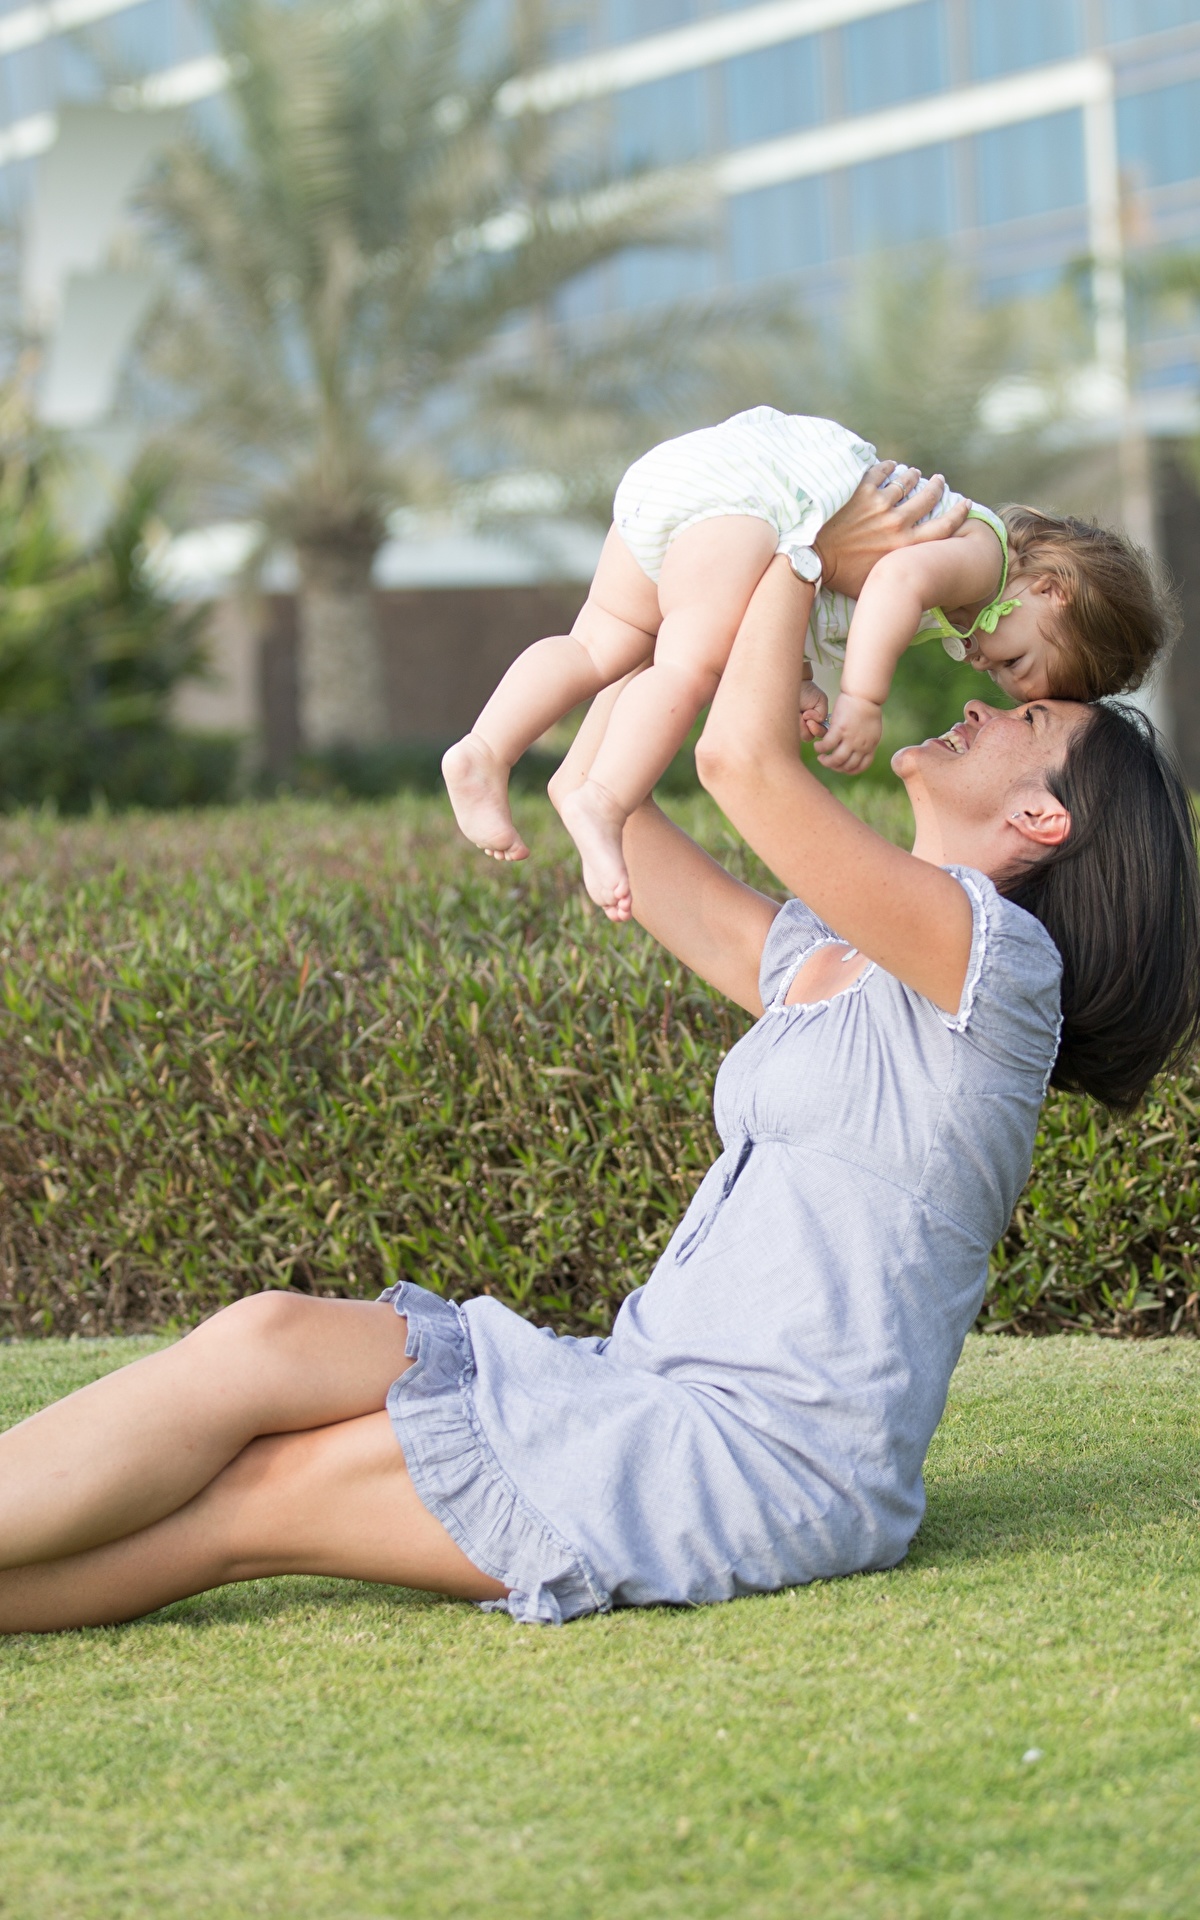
<box><xmin>173</xmin><ymin>584</ymin><xmax>588</xmax><ymax>762</ymax></box>
<box><xmin>172</xmin><ymin>595</ymin><xmax>262</xmax><ymax>736</ymax></box>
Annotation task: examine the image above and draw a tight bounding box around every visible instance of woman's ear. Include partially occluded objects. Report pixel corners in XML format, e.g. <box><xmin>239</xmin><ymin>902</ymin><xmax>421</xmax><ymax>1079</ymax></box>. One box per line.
<box><xmin>1008</xmin><ymin>795</ymin><xmax>1071</xmax><ymax>848</ymax></box>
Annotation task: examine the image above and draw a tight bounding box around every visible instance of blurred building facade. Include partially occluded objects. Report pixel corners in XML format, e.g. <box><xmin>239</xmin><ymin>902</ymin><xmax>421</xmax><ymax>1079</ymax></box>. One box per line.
<box><xmin>7</xmin><ymin>0</ymin><xmax>1200</xmax><ymax>771</ymax></box>
<box><xmin>0</xmin><ymin>0</ymin><xmax>222</xmax><ymax>216</ymax></box>
<box><xmin>535</xmin><ymin>3</ymin><xmax>1200</xmax><ymax>407</ymax></box>
<box><xmin>8</xmin><ymin>3</ymin><xmax>1200</xmax><ymax>364</ymax></box>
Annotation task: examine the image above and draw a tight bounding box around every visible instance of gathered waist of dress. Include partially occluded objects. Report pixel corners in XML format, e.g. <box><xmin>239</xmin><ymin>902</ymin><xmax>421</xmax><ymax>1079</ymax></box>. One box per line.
<box><xmin>710</xmin><ymin>1126</ymin><xmax>924</xmax><ymax>1193</ymax></box>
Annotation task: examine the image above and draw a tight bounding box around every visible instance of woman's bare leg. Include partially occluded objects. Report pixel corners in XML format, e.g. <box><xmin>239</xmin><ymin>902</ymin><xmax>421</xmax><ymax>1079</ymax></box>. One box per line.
<box><xmin>442</xmin><ymin>527</ymin><xmax>660</xmax><ymax>861</ymax></box>
<box><xmin>0</xmin><ymin>1411</ymin><xmax>507</xmax><ymax>1633</ymax></box>
<box><xmin>561</xmin><ymin>516</ymin><xmax>778</xmax><ymax>921</ymax></box>
<box><xmin>0</xmin><ymin>1293</ymin><xmax>414</xmax><ymax>1570</ymax></box>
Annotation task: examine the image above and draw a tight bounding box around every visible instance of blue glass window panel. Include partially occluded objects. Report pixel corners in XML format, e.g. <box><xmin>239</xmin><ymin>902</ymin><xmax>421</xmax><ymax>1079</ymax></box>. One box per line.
<box><xmin>728</xmin><ymin>177</ymin><xmax>828</xmax><ymax>280</ymax></box>
<box><xmin>52</xmin><ymin>33</ymin><xmax>108</xmax><ymax>104</ymax></box>
<box><xmin>614</xmin><ymin>242</ymin><xmax>715</xmax><ymax>308</ymax></box>
<box><xmin>614</xmin><ymin>70</ymin><xmax>708</xmax><ymax>170</ymax></box>
<box><xmin>724</xmin><ymin>37</ymin><xmax>822</xmax><ymax>148</ymax></box>
<box><xmin>101</xmin><ymin>0</ymin><xmax>180</xmax><ymax>77</ymax></box>
<box><xmin>2</xmin><ymin>46</ymin><xmax>53</xmax><ymax>119</ymax></box>
<box><xmin>605</xmin><ymin>0</ymin><xmax>697</xmax><ymax>45</ymax></box>
<box><xmin>1118</xmin><ymin>78</ymin><xmax>1200</xmax><ymax>185</ymax></box>
<box><xmin>969</xmin><ymin>0</ymin><xmax>1081</xmax><ymax>79</ymax></box>
<box><xmin>1104</xmin><ymin>1</ymin><xmax>1200</xmax><ymax>39</ymax></box>
<box><xmin>460</xmin><ymin>0</ymin><xmax>513</xmax><ymax>80</ymax></box>
<box><xmin>547</xmin><ymin>14</ymin><xmax>589</xmax><ymax>61</ymax></box>
<box><xmin>847</xmin><ymin>142</ymin><xmax>954</xmax><ymax>251</ymax></box>
<box><xmin>555</xmin><ymin>259</ymin><xmax>614</xmax><ymax>323</ymax></box>
<box><xmin>843</xmin><ymin>1</ymin><xmax>947</xmax><ymax>117</ymax></box>
<box><xmin>974</xmin><ymin>110</ymin><xmax>1086</xmax><ymax>224</ymax></box>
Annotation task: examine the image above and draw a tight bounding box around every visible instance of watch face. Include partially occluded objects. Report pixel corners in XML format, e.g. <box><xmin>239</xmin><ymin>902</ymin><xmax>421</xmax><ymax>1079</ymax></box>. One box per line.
<box><xmin>789</xmin><ymin>546</ymin><xmax>822</xmax><ymax>585</ymax></box>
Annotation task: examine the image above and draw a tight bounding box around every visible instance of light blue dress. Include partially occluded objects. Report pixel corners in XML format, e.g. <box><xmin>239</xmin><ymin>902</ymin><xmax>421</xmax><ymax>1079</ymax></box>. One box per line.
<box><xmin>382</xmin><ymin>868</ymin><xmax>1062</xmax><ymax>1624</ymax></box>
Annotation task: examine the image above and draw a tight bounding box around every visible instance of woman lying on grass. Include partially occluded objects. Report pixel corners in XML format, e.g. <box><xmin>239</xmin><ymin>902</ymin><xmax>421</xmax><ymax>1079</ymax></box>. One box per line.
<box><xmin>2</xmin><ymin>467</ymin><xmax>1199</xmax><ymax>1632</ymax></box>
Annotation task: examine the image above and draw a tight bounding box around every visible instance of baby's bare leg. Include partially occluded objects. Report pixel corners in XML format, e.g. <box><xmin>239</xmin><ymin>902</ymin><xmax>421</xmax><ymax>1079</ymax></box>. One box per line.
<box><xmin>561</xmin><ymin>517</ymin><xmax>778</xmax><ymax>921</ymax></box>
<box><xmin>442</xmin><ymin>529</ymin><xmax>659</xmax><ymax>861</ymax></box>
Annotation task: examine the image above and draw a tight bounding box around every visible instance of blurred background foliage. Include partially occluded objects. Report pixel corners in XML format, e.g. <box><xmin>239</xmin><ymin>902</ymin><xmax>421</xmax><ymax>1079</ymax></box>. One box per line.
<box><xmin>0</xmin><ymin>383</ymin><xmax>234</xmax><ymax>812</ymax></box>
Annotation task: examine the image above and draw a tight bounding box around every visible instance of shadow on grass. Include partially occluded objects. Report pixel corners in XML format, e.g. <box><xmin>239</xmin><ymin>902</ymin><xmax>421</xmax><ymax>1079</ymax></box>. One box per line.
<box><xmin>913</xmin><ymin>1446</ymin><xmax>1193</xmax><ymax>1565</ymax></box>
<box><xmin>118</xmin><ymin>1445</ymin><xmax>1195</xmax><ymax>1636</ymax></box>
<box><xmin>141</xmin><ymin>1576</ymin><xmax>470</xmax><ymax>1633</ymax></box>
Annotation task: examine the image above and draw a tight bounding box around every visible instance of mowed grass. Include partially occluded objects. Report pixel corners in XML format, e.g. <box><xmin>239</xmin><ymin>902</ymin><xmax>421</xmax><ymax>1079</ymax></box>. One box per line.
<box><xmin>2</xmin><ymin>1338</ymin><xmax>1199</xmax><ymax>1918</ymax></box>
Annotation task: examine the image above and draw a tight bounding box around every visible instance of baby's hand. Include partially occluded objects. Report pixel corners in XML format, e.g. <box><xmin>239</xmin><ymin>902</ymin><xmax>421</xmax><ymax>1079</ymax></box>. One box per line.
<box><xmin>798</xmin><ymin>677</ymin><xmax>829</xmax><ymax>741</ymax></box>
<box><xmin>815</xmin><ymin>691</ymin><xmax>883</xmax><ymax>774</ymax></box>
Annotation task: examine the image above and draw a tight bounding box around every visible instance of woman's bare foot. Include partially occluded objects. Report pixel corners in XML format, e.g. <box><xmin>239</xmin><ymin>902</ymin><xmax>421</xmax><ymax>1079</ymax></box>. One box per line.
<box><xmin>559</xmin><ymin>780</ymin><xmax>633</xmax><ymax>921</ymax></box>
<box><xmin>441</xmin><ymin>735</ymin><xmax>529</xmax><ymax>861</ymax></box>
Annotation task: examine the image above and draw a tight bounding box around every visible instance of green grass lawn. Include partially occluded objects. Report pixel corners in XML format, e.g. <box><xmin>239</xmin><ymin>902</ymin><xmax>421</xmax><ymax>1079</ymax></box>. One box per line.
<box><xmin>2</xmin><ymin>1338</ymin><xmax>1199</xmax><ymax>1918</ymax></box>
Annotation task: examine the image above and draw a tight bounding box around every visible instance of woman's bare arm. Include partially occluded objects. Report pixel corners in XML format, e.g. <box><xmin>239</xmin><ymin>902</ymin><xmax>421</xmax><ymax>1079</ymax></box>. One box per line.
<box><xmin>548</xmin><ymin>677</ymin><xmax>780</xmax><ymax>1014</ymax></box>
<box><xmin>622</xmin><ymin>804</ymin><xmax>780</xmax><ymax>1014</ymax></box>
<box><xmin>696</xmin><ymin>557</ymin><xmax>974</xmax><ymax>1013</ymax></box>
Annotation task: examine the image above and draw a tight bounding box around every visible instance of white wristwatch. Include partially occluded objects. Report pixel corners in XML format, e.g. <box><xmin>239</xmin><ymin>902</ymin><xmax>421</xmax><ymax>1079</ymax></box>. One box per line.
<box><xmin>786</xmin><ymin>545</ymin><xmax>823</xmax><ymax>590</ymax></box>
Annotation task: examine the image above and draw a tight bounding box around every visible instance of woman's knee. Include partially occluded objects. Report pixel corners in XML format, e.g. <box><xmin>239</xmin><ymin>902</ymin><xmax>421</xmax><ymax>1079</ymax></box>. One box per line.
<box><xmin>191</xmin><ymin>1289</ymin><xmax>313</xmax><ymax>1355</ymax></box>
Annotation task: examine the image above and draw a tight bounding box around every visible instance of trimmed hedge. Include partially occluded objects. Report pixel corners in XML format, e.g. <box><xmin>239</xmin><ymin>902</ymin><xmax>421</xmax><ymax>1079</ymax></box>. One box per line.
<box><xmin>0</xmin><ymin>795</ymin><xmax>1196</xmax><ymax>1338</ymax></box>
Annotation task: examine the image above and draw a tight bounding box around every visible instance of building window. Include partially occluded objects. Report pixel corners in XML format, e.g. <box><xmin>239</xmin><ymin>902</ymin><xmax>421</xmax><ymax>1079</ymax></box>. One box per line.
<box><xmin>1104</xmin><ymin>1</ymin><xmax>1200</xmax><ymax>42</ymax></box>
<box><xmin>101</xmin><ymin>0</ymin><xmax>183</xmax><ymax>79</ymax></box>
<box><xmin>847</xmin><ymin>142</ymin><xmax>954</xmax><ymax>252</ymax></box>
<box><xmin>723</xmin><ymin>36</ymin><xmax>823</xmax><ymax>148</ymax></box>
<box><xmin>968</xmin><ymin>0</ymin><xmax>1082</xmax><ymax>80</ymax></box>
<box><xmin>728</xmin><ymin>176</ymin><xmax>828</xmax><ymax>280</ymax></box>
<box><xmin>555</xmin><ymin>260</ymin><xmax>614</xmax><ymax>323</ymax></box>
<box><xmin>614</xmin><ymin>243</ymin><xmax>715</xmax><ymax>308</ymax></box>
<box><xmin>2</xmin><ymin>45</ymin><xmax>53</xmax><ymax>120</ymax></box>
<box><xmin>1118</xmin><ymin>78</ymin><xmax>1200</xmax><ymax>187</ymax></box>
<box><xmin>604</xmin><ymin>0</ymin><xmax>698</xmax><ymax>46</ymax></box>
<box><xmin>842</xmin><ymin>1</ymin><xmax>948</xmax><ymax>118</ymax></box>
<box><xmin>974</xmin><ymin>109</ymin><xmax>1086</xmax><ymax>225</ymax></box>
<box><xmin>613</xmin><ymin>69</ymin><xmax>708</xmax><ymax>170</ymax></box>
<box><xmin>52</xmin><ymin>33</ymin><xmax>109</xmax><ymax>106</ymax></box>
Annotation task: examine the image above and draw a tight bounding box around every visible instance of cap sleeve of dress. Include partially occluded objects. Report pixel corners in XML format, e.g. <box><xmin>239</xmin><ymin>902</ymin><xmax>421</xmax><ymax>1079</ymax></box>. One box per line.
<box><xmin>758</xmin><ymin>896</ymin><xmax>834</xmax><ymax>1010</ymax></box>
<box><xmin>939</xmin><ymin>865</ymin><xmax>1063</xmax><ymax>1088</ymax></box>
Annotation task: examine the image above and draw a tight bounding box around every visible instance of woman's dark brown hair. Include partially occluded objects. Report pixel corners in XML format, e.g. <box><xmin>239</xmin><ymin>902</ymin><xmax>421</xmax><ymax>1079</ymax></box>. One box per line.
<box><xmin>1001</xmin><ymin>699</ymin><xmax>1200</xmax><ymax>1111</ymax></box>
<box><xmin>1000</xmin><ymin>506</ymin><xmax>1179</xmax><ymax>700</ymax></box>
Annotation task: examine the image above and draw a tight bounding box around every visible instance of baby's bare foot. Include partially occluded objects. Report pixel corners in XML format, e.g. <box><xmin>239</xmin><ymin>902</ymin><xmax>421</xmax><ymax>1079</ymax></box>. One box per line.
<box><xmin>441</xmin><ymin>735</ymin><xmax>529</xmax><ymax>860</ymax></box>
<box><xmin>559</xmin><ymin>780</ymin><xmax>633</xmax><ymax>922</ymax></box>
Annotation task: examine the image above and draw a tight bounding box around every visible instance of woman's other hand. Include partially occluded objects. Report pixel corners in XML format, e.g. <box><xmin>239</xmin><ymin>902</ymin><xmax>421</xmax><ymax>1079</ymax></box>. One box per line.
<box><xmin>814</xmin><ymin>464</ymin><xmax>969</xmax><ymax>600</ymax></box>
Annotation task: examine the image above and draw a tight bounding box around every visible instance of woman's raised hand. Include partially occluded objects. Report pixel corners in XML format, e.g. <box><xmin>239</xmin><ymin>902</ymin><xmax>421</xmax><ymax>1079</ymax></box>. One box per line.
<box><xmin>814</xmin><ymin>463</ymin><xmax>969</xmax><ymax>600</ymax></box>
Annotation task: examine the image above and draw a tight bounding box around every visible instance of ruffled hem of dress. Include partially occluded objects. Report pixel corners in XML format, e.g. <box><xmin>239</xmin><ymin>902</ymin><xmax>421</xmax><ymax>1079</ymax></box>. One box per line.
<box><xmin>379</xmin><ymin>1280</ymin><xmax>610</xmax><ymax>1626</ymax></box>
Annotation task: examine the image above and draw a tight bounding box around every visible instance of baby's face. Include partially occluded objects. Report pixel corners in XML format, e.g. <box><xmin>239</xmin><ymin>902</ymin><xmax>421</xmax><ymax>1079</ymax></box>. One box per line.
<box><xmin>964</xmin><ymin>573</ymin><xmax>1064</xmax><ymax>703</ymax></box>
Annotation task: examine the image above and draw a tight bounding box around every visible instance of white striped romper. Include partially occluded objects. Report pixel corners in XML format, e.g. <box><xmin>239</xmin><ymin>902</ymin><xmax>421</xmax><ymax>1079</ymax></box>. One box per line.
<box><xmin>612</xmin><ymin>406</ymin><xmax>1011</xmax><ymax>668</ymax></box>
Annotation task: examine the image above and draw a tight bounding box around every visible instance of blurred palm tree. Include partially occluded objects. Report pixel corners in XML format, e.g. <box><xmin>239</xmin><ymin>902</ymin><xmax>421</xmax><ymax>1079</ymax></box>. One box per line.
<box><xmin>481</xmin><ymin>254</ymin><xmax>1085</xmax><ymax>531</ymax></box>
<box><xmin>141</xmin><ymin>0</ymin><xmax>704</xmax><ymax>749</ymax></box>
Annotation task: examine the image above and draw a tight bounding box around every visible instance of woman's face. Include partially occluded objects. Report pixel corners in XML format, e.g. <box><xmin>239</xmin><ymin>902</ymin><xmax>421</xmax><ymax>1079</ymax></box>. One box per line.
<box><xmin>892</xmin><ymin>697</ymin><xmax>1093</xmax><ymax>871</ymax></box>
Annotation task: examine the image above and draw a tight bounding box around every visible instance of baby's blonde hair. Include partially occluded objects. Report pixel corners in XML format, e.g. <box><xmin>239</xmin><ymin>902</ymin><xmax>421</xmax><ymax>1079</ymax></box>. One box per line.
<box><xmin>999</xmin><ymin>505</ymin><xmax>1178</xmax><ymax>701</ymax></box>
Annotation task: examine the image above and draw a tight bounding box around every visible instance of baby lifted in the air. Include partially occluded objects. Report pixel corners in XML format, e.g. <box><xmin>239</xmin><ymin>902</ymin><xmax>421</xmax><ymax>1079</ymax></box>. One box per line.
<box><xmin>443</xmin><ymin>407</ymin><xmax>1169</xmax><ymax>921</ymax></box>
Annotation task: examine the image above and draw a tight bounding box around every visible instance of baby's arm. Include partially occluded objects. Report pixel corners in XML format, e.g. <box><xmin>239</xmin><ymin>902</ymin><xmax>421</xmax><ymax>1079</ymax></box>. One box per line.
<box><xmin>817</xmin><ymin>518</ymin><xmax>1004</xmax><ymax>773</ymax></box>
